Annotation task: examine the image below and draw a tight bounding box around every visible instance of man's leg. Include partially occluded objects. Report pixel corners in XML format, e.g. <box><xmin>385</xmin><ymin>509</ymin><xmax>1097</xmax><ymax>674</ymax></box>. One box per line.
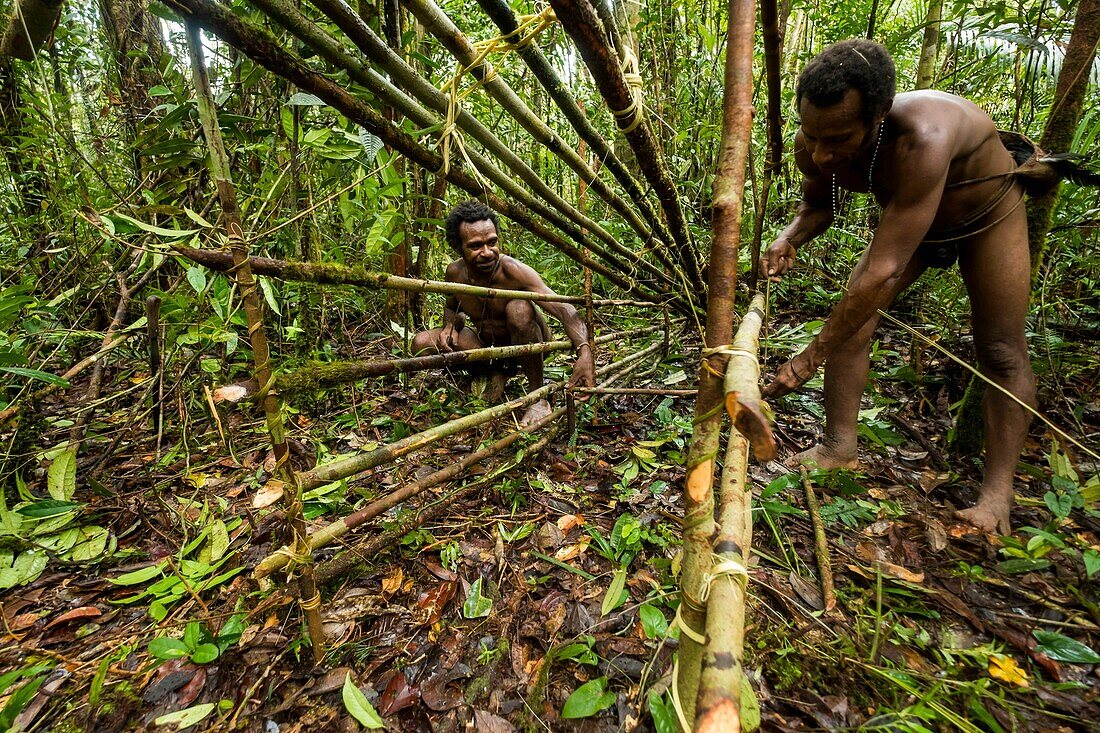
<box><xmin>791</xmin><ymin>251</ymin><xmax>928</xmax><ymax>469</ymax></box>
<box><xmin>957</xmin><ymin>200</ymin><xmax>1035</xmax><ymax>534</ymax></box>
<box><xmin>411</xmin><ymin>326</ymin><xmax>482</xmax><ymax>355</ymax></box>
<box><xmin>504</xmin><ymin>299</ymin><xmax>551</xmax><ymax>427</ymax></box>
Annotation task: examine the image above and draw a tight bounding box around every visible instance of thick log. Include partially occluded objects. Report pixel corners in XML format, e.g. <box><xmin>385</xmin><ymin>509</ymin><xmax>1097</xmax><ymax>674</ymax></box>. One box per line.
<box><xmin>166</xmin><ymin>0</ymin><xmax>659</xmax><ymax>306</ymax></box>
<box><xmin>548</xmin><ymin>0</ymin><xmax>704</xmax><ymax>294</ymax></box>
<box><xmin>679</xmin><ymin>0</ymin><xmax>757</xmax><ymax>724</ymax></box>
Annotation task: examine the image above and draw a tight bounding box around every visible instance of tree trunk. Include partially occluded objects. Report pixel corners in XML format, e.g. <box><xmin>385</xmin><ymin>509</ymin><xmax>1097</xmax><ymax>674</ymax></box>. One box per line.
<box><xmin>678</xmin><ymin>0</ymin><xmax>756</xmax><ymax>721</ymax></box>
<box><xmin>915</xmin><ymin>0</ymin><xmax>943</xmax><ymax>90</ymax></box>
<box><xmin>1</xmin><ymin>0</ymin><xmax>63</xmax><ymax>60</ymax></box>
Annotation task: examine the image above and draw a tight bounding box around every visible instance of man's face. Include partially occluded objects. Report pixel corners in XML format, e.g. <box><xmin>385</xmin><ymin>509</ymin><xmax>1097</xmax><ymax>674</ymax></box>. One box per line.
<box><xmin>458</xmin><ymin>219</ymin><xmax>501</xmax><ymax>276</ymax></box>
<box><xmin>799</xmin><ymin>88</ymin><xmax>876</xmax><ymax>175</ymax></box>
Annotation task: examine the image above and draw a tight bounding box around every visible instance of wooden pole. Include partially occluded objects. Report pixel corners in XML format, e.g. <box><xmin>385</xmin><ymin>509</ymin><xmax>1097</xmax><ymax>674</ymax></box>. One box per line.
<box><xmin>749</xmin><ymin>0</ymin><xmax>784</xmax><ymax>290</ymax></box>
<box><xmin>215</xmin><ymin>326</ymin><xmax>658</xmax><ymax>402</ymax></box>
<box><xmin>677</xmin><ymin>0</ymin><xmax>757</xmax><ymax>723</ymax></box>
<box><xmin>184</xmin><ymin>22</ymin><xmax>326</xmax><ymax>663</ymax></box>
<box><xmin>548</xmin><ymin>0</ymin><xmax>705</xmax><ymax>294</ymax></box>
<box><xmin>173</xmin><ymin>244</ymin><xmax>663</xmax><ymax>306</ymax></box>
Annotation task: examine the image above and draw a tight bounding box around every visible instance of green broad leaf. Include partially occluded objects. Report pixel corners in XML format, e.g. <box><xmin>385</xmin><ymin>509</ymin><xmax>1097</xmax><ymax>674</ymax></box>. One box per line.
<box><xmin>0</xmin><ymin>568</ymin><xmax>21</xmax><ymax>589</ymax></box>
<box><xmin>149</xmin><ymin>85</ymin><xmax>174</xmax><ymax>97</ymax></box>
<box><xmin>16</xmin><ymin>499</ymin><xmax>79</xmax><ymax>517</ymax></box>
<box><xmin>288</xmin><ymin>92</ymin><xmax>325</xmax><ymax>106</ymax></box>
<box><xmin>112</xmin><ymin>213</ymin><xmax>198</xmax><ymax>239</ymax></box>
<box><xmin>29</xmin><ymin>511</ymin><xmax>77</xmax><ymax>536</ymax></box>
<box><xmin>259</xmin><ymin>277</ymin><xmax>281</xmax><ymax>316</ymax></box>
<box><xmin>186</xmin><ymin>266</ymin><xmax>207</xmax><ymax>294</ymax></box>
<box><xmin>190</xmin><ymin>643</ymin><xmax>220</xmax><ymax>664</ymax></box>
<box><xmin>183</xmin><ymin>621</ymin><xmax>202</xmax><ymax>650</ymax></box>
<box><xmin>1084</xmin><ymin>549</ymin><xmax>1100</xmax><ymax>578</ymax></box>
<box><xmin>561</xmin><ymin>677</ymin><xmax>615</xmax><ymax>719</ymax></box>
<box><xmin>47</xmin><ymin>448</ymin><xmax>77</xmax><ymax>501</ymax></box>
<box><xmin>0</xmin><ymin>366</ymin><xmax>69</xmax><ymax>386</ymax></box>
<box><xmin>741</xmin><ymin>674</ymin><xmax>761</xmax><ymax>732</ymax></box>
<box><xmin>342</xmin><ymin>672</ymin><xmax>385</xmax><ymax>729</ymax></box>
<box><xmin>638</xmin><ymin>604</ymin><xmax>668</xmax><ymax>639</ymax></box>
<box><xmin>0</xmin><ymin>674</ymin><xmax>46</xmax><ymax>730</ymax></box>
<box><xmin>68</xmin><ymin>526</ymin><xmax>110</xmax><ymax>562</ymax></box>
<box><xmin>11</xmin><ymin>549</ymin><xmax>46</xmax><ymax>586</ymax></box>
<box><xmin>37</xmin><ymin>527</ymin><xmax>78</xmax><ymax>554</ymax></box>
<box><xmin>647</xmin><ymin>690</ymin><xmax>678</xmax><ymax>733</ymax></box>
<box><xmin>148</xmin><ymin>637</ymin><xmax>190</xmax><ymax>660</ymax></box>
<box><xmin>108</xmin><ymin>563</ymin><xmax>166</xmax><ymax>586</ymax></box>
<box><xmin>601</xmin><ymin>568</ymin><xmax>628</xmax><ymax>617</ymax></box>
<box><xmin>153</xmin><ymin>701</ymin><xmax>216</xmax><ymax>729</ymax></box>
<box><xmin>554</xmin><ymin>640</ymin><xmax>598</xmax><ymax>666</ymax></box>
<box><xmin>205</xmin><ymin>520</ymin><xmax>230</xmax><ymax>563</ymax></box>
<box><xmin>1033</xmin><ymin>630</ymin><xmax>1100</xmax><ymax>664</ymax></box>
<box><xmin>462</xmin><ymin>577</ymin><xmax>493</xmax><ymax>619</ymax></box>
<box><xmin>184</xmin><ymin>208</ymin><xmax>214</xmax><ymax>228</ymax></box>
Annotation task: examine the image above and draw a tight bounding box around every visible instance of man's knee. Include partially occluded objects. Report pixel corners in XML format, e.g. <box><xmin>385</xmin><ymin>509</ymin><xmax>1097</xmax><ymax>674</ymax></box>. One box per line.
<box><xmin>411</xmin><ymin>330</ymin><xmax>437</xmax><ymax>355</ymax></box>
<box><xmin>505</xmin><ymin>300</ymin><xmax>539</xmax><ymax>334</ymax></box>
<box><xmin>976</xmin><ymin>338</ymin><xmax>1033</xmax><ymax>382</ymax></box>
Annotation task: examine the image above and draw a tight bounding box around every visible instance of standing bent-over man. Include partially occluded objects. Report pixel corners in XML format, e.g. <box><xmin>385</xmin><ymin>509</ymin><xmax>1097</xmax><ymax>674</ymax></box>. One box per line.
<box><xmin>761</xmin><ymin>40</ymin><xmax>1036</xmax><ymax>534</ymax></box>
<box><xmin>412</xmin><ymin>200</ymin><xmax>595</xmax><ymax>427</ymax></box>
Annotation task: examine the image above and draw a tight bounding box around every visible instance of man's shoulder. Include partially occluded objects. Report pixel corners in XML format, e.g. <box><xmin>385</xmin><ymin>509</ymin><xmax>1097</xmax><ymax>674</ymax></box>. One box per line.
<box><xmin>445</xmin><ymin>258</ymin><xmax>467</xmax><ymax>282</ymax></box>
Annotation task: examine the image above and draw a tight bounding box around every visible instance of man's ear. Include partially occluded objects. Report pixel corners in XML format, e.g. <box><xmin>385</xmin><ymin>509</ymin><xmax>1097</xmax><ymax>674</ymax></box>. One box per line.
<box><xmin>877</xmin><ymin>97</ymin><xmax>894</xmax><ymax>124</ymax></box>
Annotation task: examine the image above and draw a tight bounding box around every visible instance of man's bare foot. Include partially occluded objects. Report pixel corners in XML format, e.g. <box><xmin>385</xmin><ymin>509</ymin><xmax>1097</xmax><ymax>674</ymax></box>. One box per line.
<box><xmin>784</xmin><ymin>443</ymin><xmax>859</xmax><ymax>470</ymax></box>
<box><xmin>955</xmin><ymin>489</ymin><xmax>1012</xmax><ymax>534</ymax></box>
<box><xmin>485</xmin><ymin>372</ymin><xmax>508</xmax><ymax>403</ymax></box>
<box><xmin>520</xmin><ymin>399</ymin><xmax>552</xmax><ymax>428</ymax></box>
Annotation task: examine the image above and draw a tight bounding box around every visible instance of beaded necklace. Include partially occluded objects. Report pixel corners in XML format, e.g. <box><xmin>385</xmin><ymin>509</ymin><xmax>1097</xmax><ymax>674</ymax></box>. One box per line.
<box><xmin>831</xmin><ymin>122</ymin><xmax>884</xmax><ymax>218</ymax></box>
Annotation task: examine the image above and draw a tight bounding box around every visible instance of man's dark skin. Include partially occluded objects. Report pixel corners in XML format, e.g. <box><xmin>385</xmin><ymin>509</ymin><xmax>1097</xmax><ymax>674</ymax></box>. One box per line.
<box><xmin>411</xmin><ymin>217</ymin><xmax>596</xmax><ymax>426</ymax></box>
<box><xmin>761</xmin><ymin>87</ymin><xmax>1036</xmax><ymax>535</ymax></box>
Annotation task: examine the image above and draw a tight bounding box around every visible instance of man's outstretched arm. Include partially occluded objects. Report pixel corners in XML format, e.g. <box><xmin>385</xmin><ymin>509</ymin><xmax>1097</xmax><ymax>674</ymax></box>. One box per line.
<box><xmin>505</xmin><ymin>260</ymin><xmax>595</xmax><ymax>389</ymax></box>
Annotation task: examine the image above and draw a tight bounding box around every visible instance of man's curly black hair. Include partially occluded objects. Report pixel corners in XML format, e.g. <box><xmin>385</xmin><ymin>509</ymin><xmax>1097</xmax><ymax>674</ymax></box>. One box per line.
<box><xmin>444</xmin><ymin>200</ymin><xmax>500</xmax><ymax>252</ymax></box>
<box><xmin>797</xmin><ymin>39</ymin><xmax>896</xmax><ymax>123</ymax></box>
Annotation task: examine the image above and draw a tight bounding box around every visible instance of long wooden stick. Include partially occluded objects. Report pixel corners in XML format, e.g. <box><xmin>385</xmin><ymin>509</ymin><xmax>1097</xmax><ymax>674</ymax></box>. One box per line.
<box><xmin>749</xmin><ymin>0</ymin><xmax>785</xmax><ymax>289</ymax></box>
<box><xmin>723</xmin><ymin>292</ymin><xmax>775</xmax><ymax>461</ymax></box>
<box><xmin>215</xmin><ymin>326</ymin><xmax>658</xmax><ymax>401</ymax></box>
<box><xmin>800</xmin><ymin>467</ymin><xmax>835</xmax><ymax>612</ymax></box>
<box><xmin>185</xmin><ymin>22</ymin><xmax>326</xmax><ymax>661</ymax></box>
<box><xmin>678</xmin><ymin>0</ymin><xmax>757</xmax><ymax>724</ymax></box>
<box><xmin>548</xmin><ymin>0</ymin><xmax>704</xmax><ymax>293</ymax></box>
<box><xmin>261</xmin><ymin>339</ymin><xmax>660</xmax><ymax>578</ymax></box>
<box><xmin>173</xmin><ymin>244</ymin><xmax>662</xmax><ymax>306</ymax></box>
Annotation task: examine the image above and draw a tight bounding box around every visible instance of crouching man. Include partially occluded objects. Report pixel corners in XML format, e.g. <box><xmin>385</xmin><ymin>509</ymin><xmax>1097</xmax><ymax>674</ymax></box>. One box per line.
<box><xmin>411</xmin><ymin>200</ymin><xmax>595</xmax><ymax>426</ymax></box>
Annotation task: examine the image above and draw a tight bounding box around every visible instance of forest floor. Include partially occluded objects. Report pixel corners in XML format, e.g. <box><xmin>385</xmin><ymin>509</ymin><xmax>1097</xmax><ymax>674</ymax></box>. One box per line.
<box><xmin>2</xmin><ymin>315</ymin><xmax>1099</xmax><ymax>732</ymax></box>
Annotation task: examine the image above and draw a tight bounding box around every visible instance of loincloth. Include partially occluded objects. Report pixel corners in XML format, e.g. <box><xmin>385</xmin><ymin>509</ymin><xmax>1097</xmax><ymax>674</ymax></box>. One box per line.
<box><xmin>918</xmin><ymin>175</ymin><xmax>1024</xmax><ymax>269</ymax></box>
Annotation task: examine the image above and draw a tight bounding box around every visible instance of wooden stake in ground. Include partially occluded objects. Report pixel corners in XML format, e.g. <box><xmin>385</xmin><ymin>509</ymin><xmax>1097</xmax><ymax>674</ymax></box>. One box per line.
<box><xmin>800</xmin><ymin>467</ymin><xmax>835</xmax><ymax>611</ymax></box>
<box><xmin>184</xmin><ymin>22</ymin><xmax>325</xmax><ymax>662</ymax></box>
<box><xmin>677</xmin><ymin>0</ymin><xmax>757</xmax><ymax>724</ymax></box>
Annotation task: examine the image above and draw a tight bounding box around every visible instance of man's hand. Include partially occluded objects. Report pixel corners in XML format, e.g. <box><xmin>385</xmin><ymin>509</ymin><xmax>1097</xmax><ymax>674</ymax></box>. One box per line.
<box><xmin>761</xmin><ymin>346</ymin><xmax>822</xmax><ymax>400</ymax></box>
<box><xmin>436</xmin><ymin>314</ymin><xmax>466</xmax><ymax>353</ymax></box>
<box><xmin>761</xmin><ymin>239</ymin><xmax>798</xmax><ymax>281</ymax></box>
<box><xmin>568</xmin><ymin>344</ymin><xmax>596</xmax><ymax>398</ymax></box>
